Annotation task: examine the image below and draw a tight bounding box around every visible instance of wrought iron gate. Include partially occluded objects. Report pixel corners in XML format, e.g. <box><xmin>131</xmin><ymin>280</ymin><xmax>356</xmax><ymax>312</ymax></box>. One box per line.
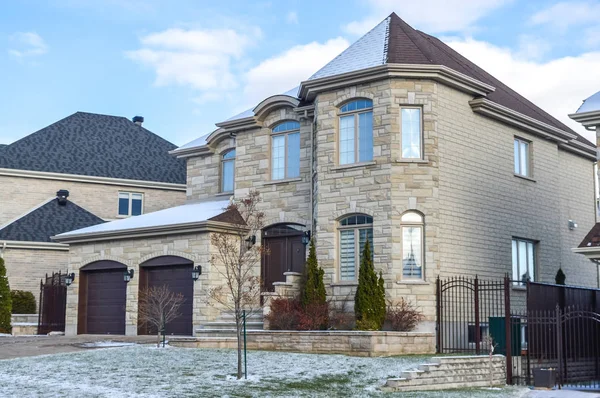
<box><xmin>38</xmin><ymin>272</ymin><xmax>67</xmax><ymax>334</ymax></box>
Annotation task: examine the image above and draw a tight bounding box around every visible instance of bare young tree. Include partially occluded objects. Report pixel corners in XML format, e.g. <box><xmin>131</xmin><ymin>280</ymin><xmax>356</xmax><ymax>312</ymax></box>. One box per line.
<box><xmin>209</xmin><ymin>190</ymin><xmax>265</xmax><ymax>379</ymax></box>
<box><xmin>138</xmin><ymin>285</ymin><xmax>184</xmax><ymax>347</ymax></box>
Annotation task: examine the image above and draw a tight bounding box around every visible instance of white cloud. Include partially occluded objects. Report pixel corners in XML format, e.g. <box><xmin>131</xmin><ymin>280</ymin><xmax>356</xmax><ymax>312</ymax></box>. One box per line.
<box><xmin>445</xmin><ymin>37</ymin><xmax>600</xmax><ymax>142</ymax></box>
<box><xmin>242</xmin><ymin>38</ymin><xmax>349</xmax><ymax>106</ymax></box>
<box><xmin>516</xmin><ymin>34</ymin><xmax>551</xmax><ymax>61</ymax></box>
<box><xmin>287</xmin><ymin>11</ymin><xmax>298</xmax><ymax>24</ymax></box>
<box><xmin>126</xmin><ymin>27</ymin><xmax>261</xmax><ymax>92</ymax></box>
<box><xmin>530</xmin><ymin>1</ymin><xmax>600</xmax><ymax>30</ymax></box>
<box><xmin>8</xmin><ymin>32</ymin><xmax>48</xmax><ymax>59</ymax></box>
<box><xmin>343</xmin><ymin>0</ymin><xmax>512</xmax><ymax>35</ymax></box>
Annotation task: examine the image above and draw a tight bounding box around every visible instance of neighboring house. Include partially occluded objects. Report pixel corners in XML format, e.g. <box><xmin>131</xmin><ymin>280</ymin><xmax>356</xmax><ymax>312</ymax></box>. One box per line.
<box><xmin>0</xmin><ymin>112</ymin><xmax>187</xmax><ymax>303</ymax></box>
<box><xmin>55</xmin><ymin>14</ymin><xmax>597</xmax><ymax>337</ymax></box>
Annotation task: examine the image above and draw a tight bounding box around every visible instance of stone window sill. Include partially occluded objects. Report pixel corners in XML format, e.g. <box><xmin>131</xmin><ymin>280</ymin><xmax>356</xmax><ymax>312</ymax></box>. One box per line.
<box><xmin>330</xmin><ymin>281</ymin><xmax>358</xmax><ymax>287</ymax></box>
<box><xmin>514</xmin><ymin>174</ymin><xmax>536</xmax><ymax>183</ymax></box>
<box><xmin>330</xmin><ymin>161</ymin><xmax>376</xmax><ymax>171</ymax></box>
<box><xmin>395</xmin><ymin>280</ymin><xmax>429</xmax><ymax>285</ymax></box>
<box><xmin>215</xmin><ymin>191</ymin><xmax>234</xmax><ymax>197</ymax></box>
<box><xmin>263</xmin><ymin>177</ymin><xmax>303</xmax><ymax>186</ymax></box>
<box><xmin>394</xmin><ymin>159</ymin><xmax>428</xmax><ymax>164</ymax></box>
<box><xmin>511</xmin><ymin>285</ymin><xmax>527</xmax><ymax>291</ymax></box>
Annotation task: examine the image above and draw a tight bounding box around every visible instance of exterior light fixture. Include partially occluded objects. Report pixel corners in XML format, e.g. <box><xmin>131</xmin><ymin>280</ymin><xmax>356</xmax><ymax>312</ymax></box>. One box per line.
<box><xmin>64</xmin><ymin>272</ymin><xmax>75</xmax><ymax>287</ymax></box>
<box><xmin>568</xmin><ymin>220</ymin><xmax>578</xmax><ymax>230</ymax></box>
<box><xmin>245</xmin><ymin>235</ymin><xmax>256</xmax><ymax>249</ymax></box>
<box><xmin>302</xmin><ymin>230</ymin><xmax>311</xmax><ymax>246</ymax></box>
<box><xmin>192</xmin><ymin>265</ymin><xmax>202</xmax><ymax>281</ymax></box>
<box><xmin>123</xmin><ymin>268</ymin><xmax>134</xmax><ymax>283</ymax></box>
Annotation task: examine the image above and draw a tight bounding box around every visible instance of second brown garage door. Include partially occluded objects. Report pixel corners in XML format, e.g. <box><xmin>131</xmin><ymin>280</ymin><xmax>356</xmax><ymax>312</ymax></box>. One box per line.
<box><xmin>139</xmin><ymin>256</ymin><xmax>194</xmax><ymax>336</ymax></box>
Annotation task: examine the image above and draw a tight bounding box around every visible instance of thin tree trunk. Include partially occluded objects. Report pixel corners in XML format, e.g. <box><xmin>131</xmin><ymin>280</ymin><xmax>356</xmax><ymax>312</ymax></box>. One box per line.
<box><xmin>157</xmin><ymin>331</ymin><xmax>160</xmax><ymax>348</ymax></box>
<box><xmin>236</xmin><ymin>310</ymin><xmax>243</xmax><ymax>379</ymax></box>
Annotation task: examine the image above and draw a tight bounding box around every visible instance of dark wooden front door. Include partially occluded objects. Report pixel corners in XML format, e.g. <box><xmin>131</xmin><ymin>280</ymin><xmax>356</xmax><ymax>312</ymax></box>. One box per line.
<box><xmin>84</xmin><ymin>269</ymin><xmax>127</xmax><ymax>335</ymax></box>
<box><xmin>139</xmin><ymin>262</ymin><xmax>193</xmax><ymax>336</ymax></box>
<box><xmin>262</xmin><ymin>235</ymin><xmax>306</xmax><ymax>292</ymax></box>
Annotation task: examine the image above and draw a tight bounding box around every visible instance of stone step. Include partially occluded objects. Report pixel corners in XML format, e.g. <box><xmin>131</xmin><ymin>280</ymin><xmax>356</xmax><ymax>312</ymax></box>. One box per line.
<box><xmin>385</xmin><ymin>378</ymin><xmax>505</xmax><ymax>392</ymax></box>
<box><xmin>399</xmin><ymin>370</ymin><xmax>505</xmax><ymax>385</ymax></box>
<box><xmin>201</xmin><ymin>321</ymin><xmax>263</xmax><ymax>329</ymax></box>
<box><xmin>432</xmin><ymin>355</ymin><xmax>504</xmax><ymax>365</ymax></box>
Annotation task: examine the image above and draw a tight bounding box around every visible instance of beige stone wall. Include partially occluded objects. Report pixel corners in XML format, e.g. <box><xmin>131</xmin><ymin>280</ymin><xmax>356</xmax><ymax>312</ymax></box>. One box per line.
<box><xmin>2</xmin><ymin>248</ymin><xmax>68</xmax><ymax>306</ymax></box>
<box><xmin>436</xmin><ymin>84</ymin><xmax>597</xmax><ymax>286</ymax></box>
<box><xmin>0</xmin><ymin>175</ymin><xmax>185</xmax><ymax>225</ymax></box>
<box><xmin>64</xmin><ymin>231</ymin><xmax>258</xmax><ymax>336</ymax></box>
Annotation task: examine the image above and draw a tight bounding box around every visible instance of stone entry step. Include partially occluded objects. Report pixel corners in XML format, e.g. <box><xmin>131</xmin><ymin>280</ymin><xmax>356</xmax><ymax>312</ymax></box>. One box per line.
<box><xmin>195</xmin><ymin>309</ymin><xmax>264</xmax><ymax>337</ymax></box>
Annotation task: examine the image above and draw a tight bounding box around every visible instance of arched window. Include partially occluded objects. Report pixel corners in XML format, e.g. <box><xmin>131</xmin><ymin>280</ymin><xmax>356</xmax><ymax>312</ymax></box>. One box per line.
<box><xmin>338</xmin><ymin>214</ymin><xmax>373</xmax><ymax>281</ymax></box>
<box><xmin>401</xmin><ymin>211</ymin><xmax>424</xmax><ymax>280</ymax></box>
<box><xmin>221</xmin><ymin>149</ymin><xmax>235</xmax><ymax>192</ymax></box>
<box><xmin>271</xmin><ymin>121</ymin><xmax>300</xmax><ymax>180</ymax></box>
<box><xmin>339</xmin><ymin>99</ymin><xmax>373</xmax><ymax>165</ymax></box>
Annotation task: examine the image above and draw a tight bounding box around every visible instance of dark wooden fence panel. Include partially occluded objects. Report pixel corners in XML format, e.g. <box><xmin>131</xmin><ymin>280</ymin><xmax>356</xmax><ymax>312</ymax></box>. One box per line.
<box><xmin>38</xmin><ymin>272</ymin><xmax>67</xmax><ymax>335</ymax></box>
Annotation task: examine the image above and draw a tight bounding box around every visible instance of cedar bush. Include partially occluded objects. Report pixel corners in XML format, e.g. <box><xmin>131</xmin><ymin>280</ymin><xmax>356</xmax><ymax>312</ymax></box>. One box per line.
<box><xmin>0</xmin><ymin>258</ymin><xmax>12</xmax><ymax>334</ymax></box>
<box><xmin>386</xmin><ymin>298</ymin><xmax>424</xmax><ymax>331</ymax></box>
<box><xmin>299</xmin><ymin>239</ymin><xmax>328</xmax><ymax>329</ymax></box>
<box><xmin>555</xmin><ymin>268</ymin><xmax>566</xmax><ymax>285</ymax></box>
<box><xmin>354</xmin><ymin>240</ymin><xmax>386</xmax><ymax>330</ymax></box>
<box><xmin>10</xmin><ymin>290</ymin><xmax>37</xmax><ymax>314</ymax></box>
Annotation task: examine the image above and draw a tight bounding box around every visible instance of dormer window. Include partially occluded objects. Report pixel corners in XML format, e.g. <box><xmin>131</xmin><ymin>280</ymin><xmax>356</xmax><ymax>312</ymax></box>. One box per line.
<box><xmin>271</xmin><ymin>121</ymin><xmax>300</xmax><ymax>180</ymax></box>
<box><xmin>339</xmin><ymin>99</ymin><xmax>373</xmax><ymax>165</ymax></box>
<box><xmin>221</xmin><ymin>149</ymin><xmax>236</xmax><ymax>193</ymax></box>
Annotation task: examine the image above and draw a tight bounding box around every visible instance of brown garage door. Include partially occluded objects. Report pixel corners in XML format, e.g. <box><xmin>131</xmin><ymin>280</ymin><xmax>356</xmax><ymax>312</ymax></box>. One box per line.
<box><xmin>139</xmin><ymin>256</ymin><xmax>193</xmax><ymax>336</ymax></box>
<box><xmin>79</xmin><ymin>262</ymin><xmax>127</xmax><ymax>335</ymax></box>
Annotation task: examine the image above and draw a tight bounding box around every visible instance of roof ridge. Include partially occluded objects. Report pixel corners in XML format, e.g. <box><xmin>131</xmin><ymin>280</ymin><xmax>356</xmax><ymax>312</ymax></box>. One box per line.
<box><xmin>388</xmin><ymin>13</ymin><xmax>432</xmax><ymax>63</ymax></box>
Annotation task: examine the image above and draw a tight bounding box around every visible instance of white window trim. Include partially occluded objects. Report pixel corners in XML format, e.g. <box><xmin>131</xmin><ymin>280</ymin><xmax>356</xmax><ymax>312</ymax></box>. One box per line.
<box><xmin>399</xmin><ymin>106</ymin><xmax>424</xmax><ymax>161</ymax></box>
<box><xmin>271</xmin><ymin>124</ymin><xmax>300</xmax><ymax>181</ymax></box>
<box><xmin>401</xmin><ymin>211</ymin><xmax>425</xmax><ymax>281</ymax></box>
<box><xmin>338</xmin><ymin>102</ymin><xmax>373</xmax><ymax>165</ymax></box>
<box><xmin>117</xmin><ymin>191</ymin><xmax>144</xmax><ymax>218</ymax></box>
<box><xmin>221</xmin><ymin>149</ymin><xmax>236</xmax><ymax>193</ymax></box>
<box><xmin>338</xmin><ymin>218</ymin><xmax>373</xmax><ymax>282</ymax></box>
<box><xmin>514</xmin><ymin>137</ymin><xmax>532</xmax><ymax>178</ymax></box>
<box><xmin>512</xmin><ymin>237</ymin><xmax>536</xmax><ymax>285</ymax></box>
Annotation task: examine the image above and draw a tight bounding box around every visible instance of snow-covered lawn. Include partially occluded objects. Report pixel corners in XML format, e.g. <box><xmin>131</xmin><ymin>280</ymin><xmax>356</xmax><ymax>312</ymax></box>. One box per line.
<box><xmin>0</xmin><ymin>344</ymin><xmax>532</xmax><ymax>397</ymax></box>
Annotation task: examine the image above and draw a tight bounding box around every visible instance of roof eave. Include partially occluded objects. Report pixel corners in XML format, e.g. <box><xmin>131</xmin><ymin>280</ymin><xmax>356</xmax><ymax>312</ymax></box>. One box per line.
<box><xmin>0</xmin><ymin>240</ymin><xmax>70</xmax><ymax>251</ymax></box>
<box><xmin>572</xmin><ymin>246</ymin><xmax>600</xmax><ymax>260</ymax></box>
<box><xmin>169</xmin><ymin>145</ymin><xmax>213</xmax><ymax>159</ymax></box>
<box><xmin>215</xmin><ymin>116</ymin><xmax>258</xmax><ymax>130</ymax></box>
<box><xmin>569</xmin><ymin>110</ymin><xmax>600</xmax><ymax>128</ymax></box>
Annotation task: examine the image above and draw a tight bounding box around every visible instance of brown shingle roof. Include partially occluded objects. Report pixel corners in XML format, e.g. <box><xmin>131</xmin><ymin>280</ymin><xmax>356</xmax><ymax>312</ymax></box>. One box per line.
<box><xmin>579</xmin><ymin>223</ymin><xmax>600</xmax><ymax>248</ymax></box>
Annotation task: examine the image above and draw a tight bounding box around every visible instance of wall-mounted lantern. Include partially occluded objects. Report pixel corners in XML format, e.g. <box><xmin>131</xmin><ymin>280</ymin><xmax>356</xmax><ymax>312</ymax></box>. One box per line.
<box><xmin>569</xmin><ymin>220</ymin><xmax>578</xmax><ymax>230</ymax></box>
<box><xmin>192</xmin><ymin>265</ymin><xmax>202</xmax><ymax>281</ymax></box>
<box><xmin>123</xmin><ymin>269</ymin><xmax>134</xmax><ymax>283</ymax></box>
<box><xmin>65</xmin><ymin>272</ymin><xmax>76</xmax><ymax>287</ymax></box>
<box><xmin>302</xmin><ymin>230</ymin><xmax>311</xmax><ymax>246</ymax></box>
<box><xmin>245</xmin><ymin>235</ymin><xmax>256</xmax><ymax>249</ymax></box>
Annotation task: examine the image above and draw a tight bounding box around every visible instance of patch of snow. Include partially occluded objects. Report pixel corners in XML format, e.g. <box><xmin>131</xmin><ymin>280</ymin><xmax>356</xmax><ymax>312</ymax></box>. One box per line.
<box><xmin>80</xmin><ymin>341</ymin><xmax>137</xmax><ymax>348</ymax></box>
<box><xmin>0</xmin><ymin>333</ymin><xmax>12</xmax><ymax>337</ymax></box>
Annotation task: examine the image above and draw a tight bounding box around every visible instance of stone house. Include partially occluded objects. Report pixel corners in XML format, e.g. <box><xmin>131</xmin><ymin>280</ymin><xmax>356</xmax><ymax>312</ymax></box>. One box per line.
<box><xmin>55</xmin><ymin>14</ymin><xmax>597</xmax><ymax>337</ymax></box>
<box><xmin>0</xmin><ymin>112</ymin><xmax>186</xmax><ymax>303</ymax></box>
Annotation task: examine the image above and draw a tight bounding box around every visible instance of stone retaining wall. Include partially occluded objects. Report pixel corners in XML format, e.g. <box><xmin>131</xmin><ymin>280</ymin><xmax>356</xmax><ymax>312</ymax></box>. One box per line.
<box><xmin>171</xmin><ymin>330</ymin><xmax>435</xmax><ymax>356</ymax></box>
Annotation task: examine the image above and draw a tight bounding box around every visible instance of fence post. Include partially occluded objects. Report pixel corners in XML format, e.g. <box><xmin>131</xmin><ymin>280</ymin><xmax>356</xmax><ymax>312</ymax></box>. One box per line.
<box><xmin>504</xmin><ymin>275</ymin><xmax>512</xmax><ymax>384</ymax></box>
<box><xmin>474</xmin><ymin>275</ymin><xmax>480</xmax><ymax>355</ymax></box>
<box><xmin>436</xmin><ymin>277</ymin><xmax>441</xmax><ymax>353</ymax></box>
<box><xmin>556</xmin><ymin>305</ymin><xmax>562</xmax><ymax>388</ymax></box>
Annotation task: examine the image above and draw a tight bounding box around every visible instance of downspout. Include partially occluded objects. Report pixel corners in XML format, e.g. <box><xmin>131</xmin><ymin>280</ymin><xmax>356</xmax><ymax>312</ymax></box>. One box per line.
<box><xmin>0</xmin><ymin>241</ymin><xmax>6</xmax><ymax>258</ymax></box>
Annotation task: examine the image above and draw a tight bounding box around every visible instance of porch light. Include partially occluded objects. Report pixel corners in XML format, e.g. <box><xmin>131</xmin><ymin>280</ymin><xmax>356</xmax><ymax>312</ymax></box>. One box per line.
<box><xmin>64</xmin><ymin>272</ymin><xmax>75</xmax><ymax>287</ymax></box>
<box><xmin>123</xmin><ymin>268</ymin><xmax>134</xmax><ymax>283</ymax></box>
<box><xmin>245</xmin><ymin>235</ymin><xmax>256</xmax><ymax>249</ymax></box>
<box><xmin>192</xmin><ymin>265</ymin><xmax>202</xmax><ymax>281</ymax></box>
<box><xmin>302</xmin><ymin>230</ymin><xmax>311</xmax><ymax>246</ymax></box>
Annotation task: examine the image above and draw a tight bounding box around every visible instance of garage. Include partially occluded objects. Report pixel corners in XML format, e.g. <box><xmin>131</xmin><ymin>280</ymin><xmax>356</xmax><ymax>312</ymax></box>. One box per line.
<box><xmin>139</xmin><ymin>256</ymin><xmax>194</xmax><ymax>336</ymax></box>
<box><xmin>78</xmin><ymin>261</ymin><xmax>127</xmax><ymax>335</ymax></box>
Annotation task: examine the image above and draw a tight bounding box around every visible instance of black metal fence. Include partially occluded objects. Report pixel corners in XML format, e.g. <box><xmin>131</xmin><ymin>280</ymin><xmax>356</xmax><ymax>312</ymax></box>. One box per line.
<box><xmin>38</xmin><ymin>272</ymin><xmax>67</xmax><ymax>335</ymax></box>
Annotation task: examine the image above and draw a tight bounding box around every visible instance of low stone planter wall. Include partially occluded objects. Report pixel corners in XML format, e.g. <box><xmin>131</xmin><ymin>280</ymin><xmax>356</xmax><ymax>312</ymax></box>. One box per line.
<box><xmin>10</xmin><ymin>314</ymin><xmax>38</xmax><ymax>336</ymax></box>
<box><xmin>171</xmin><ymin>330</ymin><xmax>435</xmax><ymax>356</ymax></box>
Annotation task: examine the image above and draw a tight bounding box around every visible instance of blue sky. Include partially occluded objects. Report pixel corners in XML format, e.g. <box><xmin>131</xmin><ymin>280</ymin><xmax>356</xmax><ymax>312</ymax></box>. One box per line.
<box><xmin>1</xmin><ymin>0</ymin><xmax>600</xmax><ymax>146</ymax></box>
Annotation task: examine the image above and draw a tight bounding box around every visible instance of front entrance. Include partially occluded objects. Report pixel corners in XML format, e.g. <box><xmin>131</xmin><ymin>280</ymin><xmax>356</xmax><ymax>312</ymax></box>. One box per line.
<box><xmin>262</xmin><ymin>224</ymin><xmax>306</xmax><ymax>292</ymax></box>
<box><xmin>138</xmin><ymin>256</ymin><xmax>194</xmax><ymax>336</ymax></box>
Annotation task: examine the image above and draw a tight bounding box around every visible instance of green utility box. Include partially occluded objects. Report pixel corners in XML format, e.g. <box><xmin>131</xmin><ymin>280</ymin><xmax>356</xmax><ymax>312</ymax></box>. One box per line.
<box><xmin>489</xmin><ymin>317</ymin><xmax>522</xmax><ymax>356</ymax></box>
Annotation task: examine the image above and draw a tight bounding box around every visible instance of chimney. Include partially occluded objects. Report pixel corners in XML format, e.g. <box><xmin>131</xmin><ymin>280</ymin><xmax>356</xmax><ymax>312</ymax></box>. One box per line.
<box><xmin>132</xmin><ymin>116</ymin><xmax>144</xmax><ymax>126</ymax></box>
<box><xmin>56</xmin><ymin>190</ymin><xmax>69</xmax><ymax>206</ymax></box>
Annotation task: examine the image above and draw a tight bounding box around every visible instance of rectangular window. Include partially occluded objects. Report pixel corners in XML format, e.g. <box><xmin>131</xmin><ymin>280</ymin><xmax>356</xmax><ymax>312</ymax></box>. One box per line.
<box><xmin>222</xmin><ymin>159</ymin><xmax>234</xmax><ymax>192</ymax></box>
<box><xmin>401</xmin><ymin>108</ymin><xmax>422</xmax><ymax>159</ymax></box>
<box><xmin>271</xmin><ymin>132</ymin><xmax>300</xmax><ymax>180</ymax></box>
<box><xmin>118</xmin><ymin>192</ymin><xmax>143</xmax><ymax>217</ymax></box>
<box><xmin>402</xmin><ymin>226</ymin><xmax>423</xmax><ymax>279</ymax></box>
<box><xmin>512</xmin><ymin>238</ymin><xmax>535</xmax><ymax>285</ymax></box>
<box><xmin>339</xmin><ymin>115</ymin><xmax>355</xmax><ymax>165</ymax></box>
<box><xmin>514</xmin><ymin>138</ymin><xmax>530</xmax><ymax>177</ymax></box>
<box><xmin>339</xmin><ymin>227</ymin><xmax>374</xmax><ymax>281</ymax></box>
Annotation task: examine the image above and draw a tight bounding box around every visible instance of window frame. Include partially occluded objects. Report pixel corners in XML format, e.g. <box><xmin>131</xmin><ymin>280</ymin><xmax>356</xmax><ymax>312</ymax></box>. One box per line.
<box><xmin>338</xmin><ymin>99</ymin><xmax>373</xmax><ymax>165</ymax></box>
<box><xmin>337</xmin><ymin>214</ymin><xmax>374</xmax><ymax>282</ymax></box>
<box><xmin>399</xmin><ymin>106</ymin><xmax>424</xmax><ymax>160</ymax></box>
<box><xmin>511</xmin><ymin>237</ymin><xmax>536</xmax><ymax>285</ymax></box>
<box><xmin>401</xmin><ymin>211</ymin><xmax>425</xmax><ymax>280</ymax></box>
<box><xmin>221</xmin><ymin>149</ymin><xmax>236</xmax><ymax>193</ymax></box>
<box><xmin>271</xmin><ymin>121</ymin><xmax>301</xmax><ymax>181</ymax></box>
<box><xmin>514</xmin><ymin>137</ymin><xmax>532</xmax><ymax>178</ymax></box>
<box><xmin>117</xmin><ymin>191</ymin><xmax>144</xmax><ymax>217</ymax></box>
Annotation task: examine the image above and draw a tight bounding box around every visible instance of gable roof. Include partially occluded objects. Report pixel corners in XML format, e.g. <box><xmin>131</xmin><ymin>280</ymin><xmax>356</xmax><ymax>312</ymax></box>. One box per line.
<box><xmin>309</xmin><ymin>13</ymin><xmax>592</xmax><ymax>147</ymax></box>
<box><xmin>0</xmin><ymin>198</ymin><xmax>105</xmax><ymax>243</ymax></box>
<box><xmin>0</xmin><ymin>112</ymin><xmax>187</xmax><ymax>184</ymax></box>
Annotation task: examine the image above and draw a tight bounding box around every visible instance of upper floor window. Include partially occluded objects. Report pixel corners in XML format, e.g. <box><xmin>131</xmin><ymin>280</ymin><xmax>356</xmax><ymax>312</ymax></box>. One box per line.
<box><xmin>339</xmin><ymin>99</ymin><xmax>373</xmax><ymax>165</ymax></box>
<box><xmin>339</xmin><ymin>214</ymin><xmax>373</xmax><ymax>281</ymax></box>
<box><xmin>221</xmin><ymin>149</ymin><xmax>236</xmax><ymax>192</ymax></box>
<box><xmin>512</xmin><ymin>238</ymin><xmax>536</xmax><ymax>285</ymax></box>
<box><xmin>401</xmin><ymin>108</ymin><xmax>422</xmax><ymax>159</ymax></box>
<box><xmin>401</xmin><ymin>211</ymin><xmax>424</xmax><ymax>280</ymax></box>
<box><xmin>271</xmin><ymin>121</ymin><xmax>300</xmax><ymax>180</ymax></box>
<box><xmin>118</xmin><ymin>192</ymin><xmax>143</xmax><ymax>217</ymax></box>
<box><xmin>514</xmin><ymin>137</ymin><xmax>531</xmax><ymax>177</ymax></box>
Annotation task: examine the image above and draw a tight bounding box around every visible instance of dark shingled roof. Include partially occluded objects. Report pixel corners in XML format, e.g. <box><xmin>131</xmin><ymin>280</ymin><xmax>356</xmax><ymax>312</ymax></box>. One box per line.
<box><xmin>0</xmin><ymin>112</ymin><xmax>187</xmax><ymax>184</ymax></box>
<box><xmin>578</xmin><ymin>223</ymin><xmax>600</xmax><ymax>248</ymax></box>
<box><xmin>0</xmin><ymin>199</ymin><xmax>105</xmax><ymax>242</ymax></box>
